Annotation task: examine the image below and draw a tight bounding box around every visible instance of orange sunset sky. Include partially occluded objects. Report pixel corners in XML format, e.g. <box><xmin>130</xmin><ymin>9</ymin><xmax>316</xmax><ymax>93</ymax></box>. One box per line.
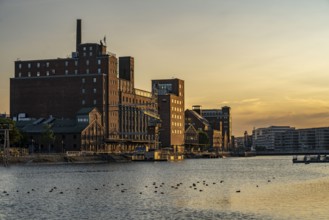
<box><xmin>1</xmin><ymin>0</ymin><xmax>329</xmax><ymax>136</ymax></box>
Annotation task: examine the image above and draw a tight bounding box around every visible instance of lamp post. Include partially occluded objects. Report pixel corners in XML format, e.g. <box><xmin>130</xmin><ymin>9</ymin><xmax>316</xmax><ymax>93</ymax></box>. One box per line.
<box><xmin>61</xmin><ymin>139</ymin><xmax>64</xmax><ymax>154</ymax></box>
<box><xmin>31</xmin><ymin>138</ymin><xmax>34</xmax><ymax>155</ymax></box>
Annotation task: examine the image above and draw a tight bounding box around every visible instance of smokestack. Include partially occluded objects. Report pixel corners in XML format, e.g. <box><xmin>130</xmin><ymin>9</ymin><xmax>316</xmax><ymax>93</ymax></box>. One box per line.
<box><xmin>76</xmin><ymin>19</ymin><xmax>81</xmax><ymax>52</ymax></box>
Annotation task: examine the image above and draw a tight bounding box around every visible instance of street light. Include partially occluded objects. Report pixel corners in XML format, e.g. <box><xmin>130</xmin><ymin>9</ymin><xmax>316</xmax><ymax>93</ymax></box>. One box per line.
<box><xmin>31</xmin><ymin>138</ymin><xmax>34</xmax><ymax>155</ymax></box>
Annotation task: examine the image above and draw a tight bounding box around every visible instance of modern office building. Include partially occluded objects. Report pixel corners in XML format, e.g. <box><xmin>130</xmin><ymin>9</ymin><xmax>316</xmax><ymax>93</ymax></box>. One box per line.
<box><xmin>152</xmin><ymin>78</ymin><xmax>185</xmax><ymax>150</ymax></box>
<box><xmin>252</xmin><ymin>126</ymin><xmax>329</xmax><ymax>151</ymax></box>
<box><xmin>252</xmin><ymin>126</ymin><xmax>295</xmax><ymax>151</ymax></box>
<box><xmin>10</xmin><ymin>19</ymin><xmax>158</xmax><ymax>152</ymax></box>
<box><xmin>297</xmin><ymin>127</ymin><xmax>329</xmax><ymax>150</ymax></box>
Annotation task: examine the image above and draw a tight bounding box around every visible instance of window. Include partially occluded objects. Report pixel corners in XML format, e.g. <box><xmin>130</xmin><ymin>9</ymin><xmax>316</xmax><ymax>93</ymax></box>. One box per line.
<box><xmin>157</xmin><ymin>83</ymin><xmax>172</xmax><ymax>95</ymax></box>
<box><xmin>75</xmin><ymin>61</ymin><xmax>78</xmax><ymax>66</ymax></box>
<box><xmin>82</xmin><ymin>78</ymin><xmax>85</xmax><ymax>83</ymax></box>
<box><xmin>93</xmin><ymin>100</ymin><xmax>97</xmax><ymax>105</ymax></box>
<box><xmin>86</xmin><ymin>60</ymin><xmax>89</xmax><ymax>65</ymax></box>
<box><xmin>93</xmin><ymin>78</ymin><xmax>96</xmax><ymax>83</ymax></box>
<box><xmin>82</xmin><ymin>100</ymin><xmax>85</xmax><ymax>105</ymax></box>
<box><xmin>75</xmin><ymin>70</ymin><xmax>78</xmax><ymax>75</ymax></box>
<box><xmin>28</xmin><ymin>63</ymin><xmax>31</xmax><ymax>69</ymax></box>
<box><xmin>46</xmin><ymin>71</ymin><xmax>49</xmax><ymax>76</ymax></box>
<box><xmin>89</xmin><ymin>52</ymin><xmax>93</xmax><ymax>56</ymax></box>
<box><xmin>37</xmin><ymin>63</ymin><xmax>40</xmax><ymax>68</ymax></box>
<box><xmin>52</xmin><ymin>69</ymin><xmax>55</xmax><ymax>74</ymax></box>
<box><xmin>93</xmin><ymin>88</ymin><xmax>97</xmax><ymax>93</ymax></box>
<box><xmin>46</xmin><ymin>62</ymin><xmax>49</xmax><ymax>67</ymax></box>
<box><xmin>98</xmin><ymin>68</ymin><xmax>101</xmax><ymax>74</ymax></box>
<box><xmin>65</xmin><ymin>70</ymin><xmax>68</xmax><ymax>75</ymax></box>
<box><xmin>89</xmin><ymin>46</ymin><xmax>92</xmax><ymax>50</ymax></box>
<box><xmin>86</xmin><ymin>69</ymin><xmax>89</xmax><ymax>74</ymax></box>
<box><xmin>65</xmin><ymin>61</ymin><xmax>68</xmax><ymax>66</ymax></box>
<box><xmin>83</xmin><ymin>47</ymin><xmax>86</xmax><ymax>51</ymax></box>
<box><xmin>37</xmin><ymin>72</ymin><xmax>40</xmax><ymax>77</ymax></box>
<box><xmin>82</xmin><ymin>89</ymin><xmax>85</xmax><ymax>94</ymax></box>
<box><xmin>98</xmin><ymin>59</ymin><xmax>101</xmax><ymax>65</ymax></box>
<box><xmin>18</xmin><ymin>72</ymin><xmax>21</xmax><ymax>77</ymax></box>
<box><xmin>18</xmin><ymin>64</ymin><xmax>22</xmax><ymax>69</ymax></box>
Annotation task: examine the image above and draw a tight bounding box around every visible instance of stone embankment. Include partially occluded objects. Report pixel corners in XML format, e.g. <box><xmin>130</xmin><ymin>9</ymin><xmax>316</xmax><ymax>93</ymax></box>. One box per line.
<box><xmin>0</xmin><ymin>153</ymin><xmax>131</xmax><ymax>165</ymax></box>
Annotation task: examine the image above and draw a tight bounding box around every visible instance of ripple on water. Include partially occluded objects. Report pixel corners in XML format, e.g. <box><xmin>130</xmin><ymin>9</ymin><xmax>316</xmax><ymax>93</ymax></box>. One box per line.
<box><xmin>1</xmin><ymin>157</ymin><xmax>329</xmax><ymax>219</ymax></box>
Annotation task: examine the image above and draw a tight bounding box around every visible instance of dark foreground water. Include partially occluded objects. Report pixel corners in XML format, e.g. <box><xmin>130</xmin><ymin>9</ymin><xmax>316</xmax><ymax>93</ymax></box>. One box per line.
<box><xmin>1</xmin><ymin>156</ymin><xmax>329</xmax><ymax>220</ymax></box>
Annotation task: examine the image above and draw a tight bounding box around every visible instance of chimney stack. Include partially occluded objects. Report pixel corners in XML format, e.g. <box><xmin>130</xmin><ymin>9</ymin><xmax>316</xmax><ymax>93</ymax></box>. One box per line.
<box><xmin>76</xmin><ymin>19</ymin><xmax>81</xmax><ymax>52</ymax></box>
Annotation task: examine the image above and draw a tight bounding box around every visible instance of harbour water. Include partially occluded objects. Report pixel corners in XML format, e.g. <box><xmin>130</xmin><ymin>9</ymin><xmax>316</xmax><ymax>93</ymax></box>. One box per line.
<box><xmin>1</xmin><ymin>156</ymin><xmax>329</xmax><ymax>219</ymax></box>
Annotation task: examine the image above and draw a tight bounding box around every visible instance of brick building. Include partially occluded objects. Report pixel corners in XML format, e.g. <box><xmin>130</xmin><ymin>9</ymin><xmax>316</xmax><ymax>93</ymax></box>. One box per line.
<box><xmin>152</xmin><ymin>79</ymin><xmax>185</xmax><ymax>150</ymax></box>
<box><xmin>118</xmin><ymin>57</ymin><xmax>159</xmax><ymax>151</ymax></box>
<box><xmin>192</xmin><ymin>105</ymin><xmax>232</xmax><ymax>150</ymax></box>
<box><xmin>185</xmin><ymin>109</ymin><xmax>221</xmax><ymax>151</ymax></box>
<box><xmin>10</xmin><ymin>19</ymin><xmax>158</xmax><ymax>152</ymax></box>
<box><xmin>16</xmin><ymin>107</ymin><xmax>104</xmax><ymax>153</ymax></box>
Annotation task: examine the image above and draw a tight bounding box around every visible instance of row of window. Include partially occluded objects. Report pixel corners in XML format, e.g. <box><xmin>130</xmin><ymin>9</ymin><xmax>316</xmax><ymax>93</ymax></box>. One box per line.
<box><xmin>172</xmin><ymin>129</ymin><xmax>183</xmax><ymax>135</ymax></box>
<box><xmin>81</xmin><ymin>78</ymin><xmax>97</xmax><ymax>83</ymax></box>
<box><xmin>17</xmin><ymin>59</ymin><xmax>102</xmax><ymax>69</ymax></box>
<box><xmin>171</xmin><ymin>107</ymin><xmax>183</xmax><ymax>112</ymax></box>
<box><xmin>172</xmin><ymin>114</ymin><xmax>182</xmax><ymax>120</ymax></box>
<box><xmin>81</xmin><ymin>88</ymin><xmax>97</xmax><ymax>94</ymax></box>
<box><xmin>172</xmin><ymin>99</ymin><xmax>182</xmax><ymax>105</ymax></box>
<box><xmin>82</xmin><ymin>100</ymin><xmax>97</xmax><ymax>105</ymax></box>
<box><xmin>83</xmin><ymin>46</ymin><xmax>94</xmax><ymax>51</ymax></box>
<box><xmin>18</xmin><ymin>69</ymin><xmax>103</xmax><ymax>78</ymax></box>
<box><xmin>77</xmin><ymin>118</ymin><xmax>89</xmax><ymax>123</ymax></box>
<box><xmin>172</xmin><ymin>122</ymin><xmax>183</xmax><ymax>127</ymax></box>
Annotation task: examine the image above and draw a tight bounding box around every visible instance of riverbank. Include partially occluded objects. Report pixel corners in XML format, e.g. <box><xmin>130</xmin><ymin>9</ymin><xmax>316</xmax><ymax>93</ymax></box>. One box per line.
<box><xmin>0</xmin><ymin>153</ymin><xmax>131</xmax><ymax>165</ymax></box>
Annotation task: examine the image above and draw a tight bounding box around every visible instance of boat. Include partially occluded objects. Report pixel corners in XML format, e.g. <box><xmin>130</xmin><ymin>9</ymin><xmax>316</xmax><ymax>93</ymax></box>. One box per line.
<box><xmin>292</xmin><ymin>155</ymin><xmax>329</xmax><ymax>164</ymax></box>
<box><xmin>131</xmin><ymin>148</ymin><xmax>184</xmax><ymax>162</ymax></box>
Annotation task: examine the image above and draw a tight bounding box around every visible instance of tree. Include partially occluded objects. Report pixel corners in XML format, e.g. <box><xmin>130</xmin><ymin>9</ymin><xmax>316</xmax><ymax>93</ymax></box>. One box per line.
<box><xmin>41</xmin><ymin>124</ymin><xmax>55</xmax><ymax>153</ymax></box>
<box><xmin>198</xmin><ymin>131</ymin><xmax>210</xmax><ymax>150</ymax></box>
<box><xmin>0</xmin><ymin>118</ymin><xmax>22</xmax><ymax>146</ymax></box>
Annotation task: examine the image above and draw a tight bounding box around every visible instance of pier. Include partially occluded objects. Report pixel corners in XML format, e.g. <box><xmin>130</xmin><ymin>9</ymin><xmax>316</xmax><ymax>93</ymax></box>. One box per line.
<box><xmin>292</xmin><ymin>154</ymin><xmax>329</xmax><ymax>164</ymax></box>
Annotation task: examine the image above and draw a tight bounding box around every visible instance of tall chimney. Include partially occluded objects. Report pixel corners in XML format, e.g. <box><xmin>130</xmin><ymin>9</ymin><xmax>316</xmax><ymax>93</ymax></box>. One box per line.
<box><xmin>76</xmin><ymin>19</ymin><xmax>81</xmax><ymax>52</ymax></box>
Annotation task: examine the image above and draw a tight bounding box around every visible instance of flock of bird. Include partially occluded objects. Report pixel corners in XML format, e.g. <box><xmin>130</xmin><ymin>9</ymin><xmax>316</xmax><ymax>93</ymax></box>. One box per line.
<box><xmin>1</xmin><ymin>177</ymin><xmax>276</xmax><ymax>197</ymax></box>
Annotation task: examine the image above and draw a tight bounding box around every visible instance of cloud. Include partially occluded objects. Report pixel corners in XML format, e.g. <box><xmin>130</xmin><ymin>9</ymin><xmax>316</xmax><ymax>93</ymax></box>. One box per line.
<box><xmin>241</xmin><ymin>98</ymin><xmax>260</xmax><ymax>103</ymax></box>
<box><xmin>219</xmin><ymin>98</ymin><xmax>260</xmax><ymax>105</ymax></box>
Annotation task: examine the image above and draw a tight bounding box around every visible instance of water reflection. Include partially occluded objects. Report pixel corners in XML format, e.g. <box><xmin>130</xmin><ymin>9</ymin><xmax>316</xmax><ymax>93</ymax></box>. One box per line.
<box><xmin>0</xmin><ymin>157</ymin><xmax>329</xmax><ymax>219</ymax></box>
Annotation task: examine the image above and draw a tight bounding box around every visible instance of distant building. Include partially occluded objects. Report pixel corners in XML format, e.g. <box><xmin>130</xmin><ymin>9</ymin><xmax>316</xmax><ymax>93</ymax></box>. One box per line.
<box><xmin>252</xmin><ymin>126</ymin><xmax>329</xmax><ymax>151</ymax></box>
<box><xmin>184</xmin><ymin>124</ymin><xmax>199</xmax><ymax>151</ymax></box>
<box><xmin>152</xmin><ymin>78</ymin><xmax>185</xmax><ymax>150</ymax></box>
<box><xmin>252</xmin><ymin>126</ymin><xmax>295</xmax><ymax>151</ymax></box>
<box><xmin>185</xmin><ymin>109</ymin><xmax>221</xmax><ymax>151</ymax></box>
<box><xmin>297</xmin><ymin>127</ymin><xmax>329</xmax><ymax>151</ymax></box>
<box><xmin>191</xmin><ymin>105</ymin><xmax>232</xmax><ymax>150</ymax></box>
<box><xmin>0</xmin><ymin>114</ymin><xmax>9</xmax><ymax>119</ymax></box>
<box><xmin>243</xmin><ymin>131</ymin><xmax>253</xmax><ymax>151</ymax></box>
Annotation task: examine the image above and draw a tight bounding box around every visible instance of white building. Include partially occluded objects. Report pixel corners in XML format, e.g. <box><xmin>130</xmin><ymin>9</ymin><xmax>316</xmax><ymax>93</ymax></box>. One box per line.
<box><xmin>252</xmin><ymin>126</ymin><xmax>295</xmax><ymax>151</ymax></box>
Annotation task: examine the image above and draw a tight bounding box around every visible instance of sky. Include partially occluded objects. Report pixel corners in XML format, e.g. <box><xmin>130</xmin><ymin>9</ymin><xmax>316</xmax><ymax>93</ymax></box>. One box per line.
<box><xmin>1</xmin><ymin>0</ymin><xmax>329</xmax><ymax>136</ymax></box>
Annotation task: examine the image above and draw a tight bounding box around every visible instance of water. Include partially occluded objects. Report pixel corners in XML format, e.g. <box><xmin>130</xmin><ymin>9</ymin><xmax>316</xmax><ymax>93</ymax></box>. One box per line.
<box><xmin>1</xmin><ymin>156</ymin><xmax>329</xmax><ymax>220</ymax></box>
